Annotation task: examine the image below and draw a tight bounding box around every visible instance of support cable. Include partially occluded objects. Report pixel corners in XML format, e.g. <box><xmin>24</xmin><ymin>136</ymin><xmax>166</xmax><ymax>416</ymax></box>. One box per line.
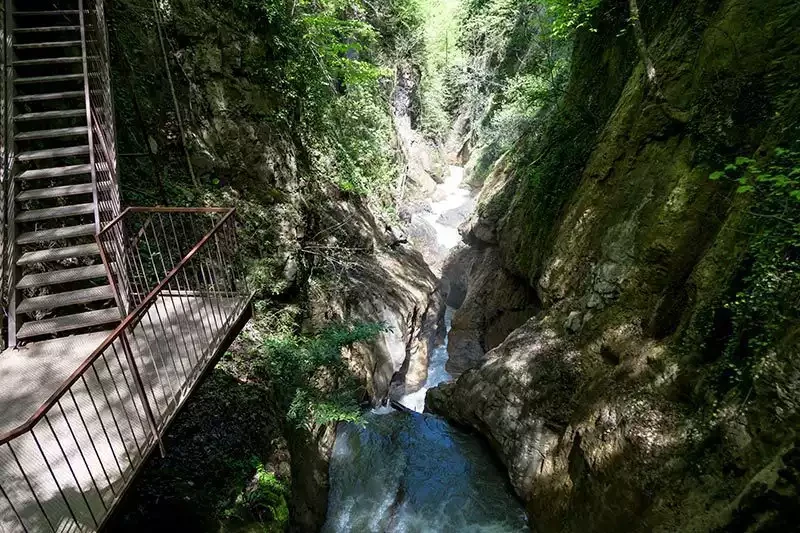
<box><xmin>151</xmin><ymin>0</ymin><xmax>200</xmax><ymax>189</ymax></box>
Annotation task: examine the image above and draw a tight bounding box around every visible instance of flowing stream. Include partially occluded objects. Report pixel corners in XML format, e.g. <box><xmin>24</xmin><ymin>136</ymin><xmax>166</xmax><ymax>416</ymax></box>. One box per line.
<box><xmin>323</xmin><ymin>167</ymin><xmax>529</xmax><ymax>532</ymax></box>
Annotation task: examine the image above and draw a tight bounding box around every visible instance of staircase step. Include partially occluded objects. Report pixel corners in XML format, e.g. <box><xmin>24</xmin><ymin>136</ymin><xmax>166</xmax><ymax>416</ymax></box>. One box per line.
<box><xmin>17</xmin><ymin>145</ymin><xmax>90</xmax><ymax>162</ymax></box>
<box><xmin>18</xmin><ymin>183</ymin><xmax>93</xmax><ymax>201</ymax></box>
<box><xmin>17</xmin><ymin>163</ymin><xmax>91</xmax><ymax>180</ymax></box>
<box><xmin>15</xmin><ymin>73</ymin><xmax>83</xmax><ymax>84</ymax></box>
<box><xmin>17</xmin><ymin>307</ymin><xmax>119</xmax><ymax>339</ymax></box>
<box><xmin>14</xmin><ymin>40</ymin><xmax>82</xmax><ymax>49</ymax></box>
<box><xmin>13</xmin><ymin>57</ymin><xmax>82</xmax><ymax>66</ymax></box>
<box><xmin>17</xmin><ymin>265</ymin><xmax>108</xmax><ymax>290</ymax></box>
<box><xmin>17</xmin><ymin>224</ymin><xmax>96</xmax><ymax>244</ymax></box>
<box><xmin>15</xmin><ymin>126</ymin><xmax>88</xmax><ymax>141</ymax></box>
<box><xmin>13</xmin><ymin>26</ymin><xmax>82</xmax><ymax>33</ymax></box>
<box><xmin>17</xmin><ymin>203</ymin><xmax>95</xmax><ymax>223</ymax></box>
<box><xmin>14</xmin><ymin>10</ymin><xmax>86</xmax><ymax>16</ymax></box>
<box><xmin>18</xmin><ymin>285</ymin><xmax>114</xmax><ymax>314</ymax></box>
<box><xmin>15</xmin><ymin>91</ymin><xmax>85</xmax><ymax>103</ymax></box>
<box><xmin>15</xmin><ymin>109</ymin><xmax>85</xmax><ymax>122</ymax></box>
<box><xmin>18</xmin><ymin>243</ymin><xmax>100</xmax><ymax>265</ymax></box>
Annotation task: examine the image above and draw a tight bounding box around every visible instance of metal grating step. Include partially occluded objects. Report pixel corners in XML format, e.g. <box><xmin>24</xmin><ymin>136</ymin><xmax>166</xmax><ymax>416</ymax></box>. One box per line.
<box><xmin>15</xmin><ymin>91</ymin><xmax>85</xmax><ymax>103</ymax></box>
<box><xmin>15</xmin><ymin>126</ymin><xmax>88</xmax><ymax>141</ymax></box>
<box><xmin>18</xmin><ymin>285</ymin><xmax>114</xmax><ymax>314</ymax></box>
<box><xmin>17</xmin><ymin>145</ymin><xmax>89</xmax><ymax>162</ymax></box>
<box><xmin>18</xmin><ymin>163</ymin><xmax>92</xmax><ymax>180</ymax></box>
<box><xmin>18</xmin><ymin>243</ymin><xmax>100</xmax><ymax>265</ymax></box>
<box><xmin>13</xmin><ymin>57</ymin><xmax>82</xmax><ymax>66</ymax></box>
<box><xmin>17</xmin><ymin>203</ymin><xmax>95</xmax><ymax>223</ymax></box>
<box><xmin>15</xmin><ymin>109</ymin><xmax>85</xmax><ymax>122</ymax></box>
<box><xmin>15</xmin><ymin>73</ymin><xmax>83</xmax><ymax>84</ymax></box>
<box><xmin>17</xmin><ymin>265</ymin><xmax>108</xmax><ymax>289</ymax></box>
<box><xmin>18</xmin><ymin>183</ymin><xmax>93</xmax><ymax>201</ymax></box>
<box><xmin>17</xmin><ymin>307</ymin><xmax>119</xmax><ymax>339</ymax></box>
<box><xmin>17</xmin><ymin>224</ymin><xmax>96</xmax><ymax>245</ymax></box>
<box><xmin>13</xmin><ymin>26</ymin><xmax>83</xmax><ymax>33</ymax></box>
<box><xmin>14</xmin><ymin>10</ymin><xmax>87</xmax><ymax>16</ymax></box>
<box><xmin>14</xmin><ymin>40</ymin><xmax>82</xmax><ymax>49</ymax></box>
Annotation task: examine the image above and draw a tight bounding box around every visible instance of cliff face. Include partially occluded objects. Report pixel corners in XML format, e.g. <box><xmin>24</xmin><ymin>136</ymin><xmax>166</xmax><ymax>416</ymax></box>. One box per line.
<box><xmin>430</xmin><ymin>0</ymin><xmax>800</xmax><ymax>531</ymax></box>
<box><xmin>107</xmin><ymin>1</ymin><xmax>441</xmax><ymax>530</ymax></box>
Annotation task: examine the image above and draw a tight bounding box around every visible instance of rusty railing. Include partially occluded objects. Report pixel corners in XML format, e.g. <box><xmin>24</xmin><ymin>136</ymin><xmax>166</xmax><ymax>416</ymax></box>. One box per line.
<box><xmin>0</xmin><ymin>208</ymin><xmax>252</xmax><ymax>532</ymax></box>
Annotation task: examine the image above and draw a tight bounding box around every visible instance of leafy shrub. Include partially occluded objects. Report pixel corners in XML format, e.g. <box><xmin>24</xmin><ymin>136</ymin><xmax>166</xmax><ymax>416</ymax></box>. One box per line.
<box><xmin>701</xmin><ymin>148</ymin><xmax>800</xmax><ymax>420</ymax></box>
<box><xmin>259</xmin><ymin>322</ymin><xmax>388</xmax><ymax>428</ymax></box>
<box><xmin>223</xmin><ymin>458</ymin><xmax>289</xmax><ymax>532</ymax></box>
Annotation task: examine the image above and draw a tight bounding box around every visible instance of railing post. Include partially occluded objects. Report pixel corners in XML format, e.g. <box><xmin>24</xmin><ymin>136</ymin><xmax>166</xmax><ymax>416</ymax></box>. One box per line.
<box><xmin>119</xmin><ymin>332</ymin><xmax>165</xmax><ymax>458</ymax></box>
<box><xmin>96</xmin><ymin>233</ymin><xmax>128</xmax><ymax>317</ymax></box>
<box><xmin>78</xmin><ymin>0</ymin><xmax>101</xmax><ymax>233</ymax></box>
<box><xmin>3</xmin><ymin>0</ymin><xmax>17</xmax><ymax>348</ymax></box>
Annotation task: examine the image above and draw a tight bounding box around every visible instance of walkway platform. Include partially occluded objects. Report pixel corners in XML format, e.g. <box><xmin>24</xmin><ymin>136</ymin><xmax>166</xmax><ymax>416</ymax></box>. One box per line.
<box><xmin>0</xmin><ymin>294</ymin><xmax>251</xmax><ymax>532</ymax></box>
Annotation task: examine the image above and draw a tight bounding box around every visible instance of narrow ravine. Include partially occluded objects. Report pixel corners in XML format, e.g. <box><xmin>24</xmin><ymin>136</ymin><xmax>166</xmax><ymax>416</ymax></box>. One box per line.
<box><xmin>323</xmin><ymin>166</ymin><xmax>529</xmax><ymax>532</ymax></box>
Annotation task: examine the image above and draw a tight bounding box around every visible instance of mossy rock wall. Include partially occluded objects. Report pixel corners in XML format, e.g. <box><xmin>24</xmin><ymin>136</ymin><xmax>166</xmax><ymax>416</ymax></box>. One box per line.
<box><xmin>433</xmin><ymin>0</ymin><xmax>800</xmax><ymax>531</ymax></box>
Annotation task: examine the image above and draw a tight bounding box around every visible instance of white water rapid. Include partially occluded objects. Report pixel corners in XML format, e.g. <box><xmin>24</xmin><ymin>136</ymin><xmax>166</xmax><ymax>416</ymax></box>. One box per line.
<box><xmin>323</xmin><ymin>166</ymin><xmax>529</xmax><ymax>532</ymax></box>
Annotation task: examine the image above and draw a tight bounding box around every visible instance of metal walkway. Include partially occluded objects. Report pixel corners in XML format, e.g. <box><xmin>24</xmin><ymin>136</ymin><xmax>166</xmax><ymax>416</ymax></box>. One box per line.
<box><xmin>1</xmin><ymin>2</ymin><xmax>255</xmax><ymax>531</ymax></box>
<box><xmin>0</xmin><ymin>208</ymin><xmax>253</xmax><ymax>532</ymax></box>
<box><xmin>0</xmin><ymin>296</ymin><xmax>248</xmax><ymax>532</ymax></box>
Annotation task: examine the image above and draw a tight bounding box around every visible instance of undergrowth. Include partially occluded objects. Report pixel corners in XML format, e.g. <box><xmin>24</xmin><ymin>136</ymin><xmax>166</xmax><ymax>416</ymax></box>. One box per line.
<box><xmin>698</xmin><ymin>148</ymin><xmax>800</xmax><ymax>423</ymax></box>
<box><xmin>258</xmin><ymin>322</ymin><xmax>388</xmax><ymax>429</ymax></box>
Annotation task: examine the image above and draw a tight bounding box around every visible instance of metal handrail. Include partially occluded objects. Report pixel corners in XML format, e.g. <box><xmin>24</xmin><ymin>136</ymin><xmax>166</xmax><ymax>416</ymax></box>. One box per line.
<box><xmin>98</xmin><ymin>206</ymin><xmax>233</xmax><ymax>239</ymax></box>
<box><xmin>78</xmin><ymin>0</ymin><xmax>102</xmax><ymax>234</ymax></box>
<box><xmin>0</xmin><ymin>207</ymin><xmax>237</xmax><ymax>445</ymax></box>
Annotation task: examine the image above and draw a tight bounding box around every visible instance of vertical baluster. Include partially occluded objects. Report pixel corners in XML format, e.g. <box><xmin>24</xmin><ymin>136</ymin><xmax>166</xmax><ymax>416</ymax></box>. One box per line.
<box><xmin>68</xmin><ymin>389</ymin><xmax>115</xmax><ymax>500</ymax></box>
<box><xmin>139</xmin><ymin>224</ymin><xmax>186</xmax><ymax>386</ymax></box>
<box><xmin>44</xmin><ymin>413</ymin><xmax>99</xmax><ymax>529</ymax></box>
<box><xmin>207</xmin><ymin>232</ymin><xmax>232</xmax><ymax>331</ymax></box>
<box><xmin>57</xmin><ymin>401</ymin><xmax>108</xmax><ymax>515</ymax></box>
<box><xmin>7</xmin><ymin>441</ymin><xmax>56</xmax><ymax>532</ymax></box>
<box><xmin>31</xmin><ymin>425</ymin><xmax>83</xmax><ymax>528</ymax></box>
<box><xmin>90</xmin><ymin>362</ymin><xmax>136</xmax><ymax>472</ymax></box>
<box><xmin>110</xmin><ymin>341</ymin><xmax>149</xmax><ymax>448</ymax></box>
<box><xmin>0</xmin><ymin>478</ymin><xmax>29</xmax><ymax>533</ymax></box>
<box><xmin>147</xmin><ymin>215</ymin><xmax>193</xmax><ymax>377</ymax></box>
<box><xmin>157</xmin><ymin>214</ymin><xmax>200</xmax><ymax>368</ymax></box>
<box><xmin>178</xmin><ymin>216</ymin><xmax>218</xmax><ymax>342</ymax></box>
<box><xmin>119</xmin><ymin>333</ymin><xmax>165</xmax><ymax>457</ymax></box>
<box><xmin>80</xmin><ymin>374</ymin><xmax>125</xmax><ymax>482</ymax></box>
<box><xmin>101</xmin><ymin>350</ymin><xmax>144</xmax><ymax>458</ymax></box>
<box><xmin>127</xmin><ymin>323</ymin><xmax>175</xmax><ymax>416</ymax></box>
<box><xmin>168</xmin><ymin>214</ymin><xmax>213</xmax><ymax>351</ymax></box>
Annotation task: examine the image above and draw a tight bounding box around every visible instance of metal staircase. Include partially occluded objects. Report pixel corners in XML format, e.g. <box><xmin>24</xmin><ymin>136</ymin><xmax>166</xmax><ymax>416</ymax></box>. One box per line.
<box><xmin>0</xmin><ymin>4</ymin><xmax>255</xmax><ymax>530</ymax></box>
<box><xmin>5</xmin><ymin>0</ymin><xmax>119</xmax><ymax>345</ymax></box>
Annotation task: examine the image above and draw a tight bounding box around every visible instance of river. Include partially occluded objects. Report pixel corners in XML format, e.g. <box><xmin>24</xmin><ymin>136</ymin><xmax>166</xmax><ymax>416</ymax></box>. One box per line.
<box><xmin>322</xmin><ymin>166</ymin><xmax>529</xmax><ymax>532</ymax></box>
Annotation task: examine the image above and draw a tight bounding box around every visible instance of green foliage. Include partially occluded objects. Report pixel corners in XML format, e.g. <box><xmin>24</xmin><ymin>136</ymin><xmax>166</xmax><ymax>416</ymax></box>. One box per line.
<box><xmin>542</xmin><ymin>0</ymin><xmax>602</xmax><ymax>38</ymax></box>
<box><xmin>417</xmin><ymin>0</ymin><xmax>465</xmax><ymax>136</ymax></box>
<box><xmin>223</xmin><ymin>458</ymin><xmax>289</xmax><ymax>531</ymax></box>
<box><xmin>699</xmin><ymin>148</ymin><xmax>800</xmax><ymax>421</ymax></box>
<box><xmin>114</xmin><ymin>0</ymin><xmax>424</xmax><ymax>201</ymax></box>
<box><xmin>105</xmin><ymin>367</ymin><xmax>282</xmax><ymax>531</ymax></box>
<box><xmin>452</xmin><ymin>0</ymin><xmax>571</xmax><ymax>183</ymax></box>
<box><xmin>368</xmin><ymin>0</ymin><xmax>426</xmax><ymax>63</ymax></box>
<box><xmin>709</xmin><ymin>148</ymin><xmax>800</xmax><ymax>205</ymax></box>
<box><xmin>259</xmin><ymin>322</ymin><xmax>388</xmax><ymax>428</ymax></box>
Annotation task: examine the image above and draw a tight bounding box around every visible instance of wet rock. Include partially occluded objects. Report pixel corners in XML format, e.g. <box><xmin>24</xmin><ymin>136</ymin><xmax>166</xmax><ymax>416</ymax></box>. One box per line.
<box><xmin>444</xmin><ymin>247</ymin><xmax>538</xmax><ymax>377</ymax></box>
<box><xmin>429</xmin><ymin>0</ymin><xmax>800</xmax><ymax>530</ymax></box>
<box><xmin>565</xmin><ymin>311</ymin><xmax>583</xmax><ymax>333</ymax></box>
<box><xmin>306</xmin><ymin>192</ymin><xmax>443</xmax><ymax>405</ymax></box>
<box><xmin>437</xmin><ymin>197</ymin><xmax>475</xmax><ymax>228</ymax></box>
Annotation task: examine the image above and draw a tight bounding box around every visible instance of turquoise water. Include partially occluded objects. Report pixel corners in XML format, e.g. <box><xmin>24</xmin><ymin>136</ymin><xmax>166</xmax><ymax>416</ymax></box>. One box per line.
<box><xmin>322</xmin><ymin>410</ymin><xmax>529</xmax><ymax>532</ymax></box>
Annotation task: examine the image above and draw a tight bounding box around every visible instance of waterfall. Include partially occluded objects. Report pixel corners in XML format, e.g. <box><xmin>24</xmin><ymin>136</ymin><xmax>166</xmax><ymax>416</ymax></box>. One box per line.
<box><xmin>323</xmin><ymin>165</ymin><xmax>529</xmax><ymax>532</ymax></box>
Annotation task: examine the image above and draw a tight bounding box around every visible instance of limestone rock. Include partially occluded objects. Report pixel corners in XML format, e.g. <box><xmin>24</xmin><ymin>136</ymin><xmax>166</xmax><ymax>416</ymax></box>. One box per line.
<box><xmin>442</xmin><ymin>246</ymin><xmax>538</xmax><ymax>377</ymax></box>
